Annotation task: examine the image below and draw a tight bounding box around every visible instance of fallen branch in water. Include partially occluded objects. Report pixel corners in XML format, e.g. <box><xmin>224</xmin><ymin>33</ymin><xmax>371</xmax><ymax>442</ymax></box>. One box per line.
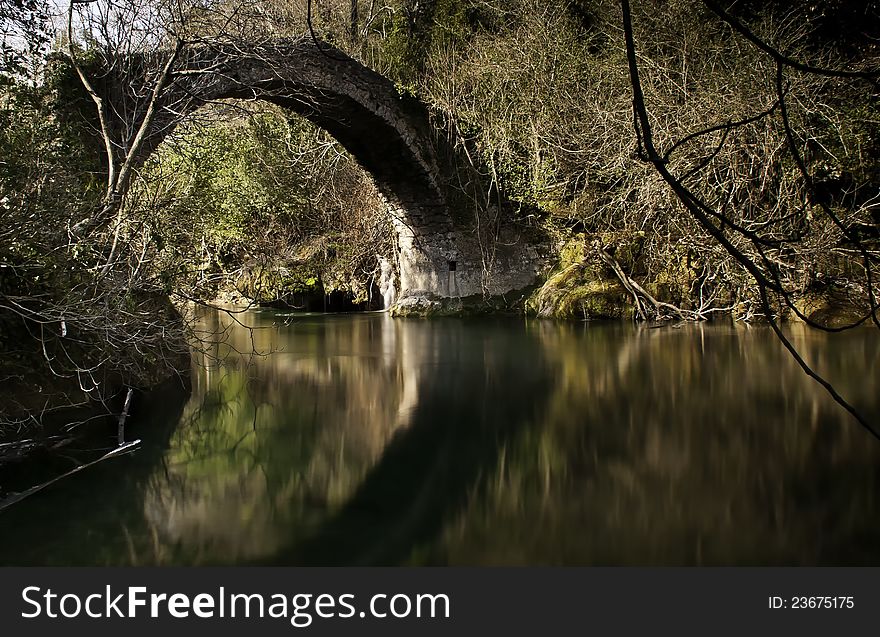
<box><xmin>0</xmin><ymin>440</ymin><xmax>141</xmax><ymax>514</ymax></box>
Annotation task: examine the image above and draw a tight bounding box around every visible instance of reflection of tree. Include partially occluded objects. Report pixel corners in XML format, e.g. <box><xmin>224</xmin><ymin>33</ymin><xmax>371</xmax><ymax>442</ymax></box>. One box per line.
<box><xmin>437</xmin><ymin>322</ymin><xmax>880</xmax><ymax>565</ymax></box>
<box><xmin>141</xmin><ymin>310</ymin><xmax>412</xmax><ymax>563</ymax></box>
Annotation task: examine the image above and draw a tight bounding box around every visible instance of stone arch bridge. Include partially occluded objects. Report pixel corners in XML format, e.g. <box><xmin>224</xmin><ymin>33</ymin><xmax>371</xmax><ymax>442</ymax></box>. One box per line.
<box><xmin>102</xmin><ymin>38</ymin><xmax>547</xmax><ymax>310</ymax></box>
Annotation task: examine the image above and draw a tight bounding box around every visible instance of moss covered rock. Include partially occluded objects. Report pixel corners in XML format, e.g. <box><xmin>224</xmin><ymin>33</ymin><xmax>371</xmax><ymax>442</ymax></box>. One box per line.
<box><xmin>526</xmin><ymin>263</ymin><xmax>633</xmax><ymax>320</ymax></box>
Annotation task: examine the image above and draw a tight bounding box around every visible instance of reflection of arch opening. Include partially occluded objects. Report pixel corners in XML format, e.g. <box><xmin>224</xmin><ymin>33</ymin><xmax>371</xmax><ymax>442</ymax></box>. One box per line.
<box><xmin>108</xmin><ymin>38</ymin><xmax>545</xmax><ymax>303</ymax></box>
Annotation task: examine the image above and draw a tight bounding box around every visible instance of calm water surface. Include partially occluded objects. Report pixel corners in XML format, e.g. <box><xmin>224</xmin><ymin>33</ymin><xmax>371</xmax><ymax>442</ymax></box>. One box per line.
<box><xmin>1</xmin><ymin>309</ymin><xmax>879</xmax><ymax>565</ymax></box>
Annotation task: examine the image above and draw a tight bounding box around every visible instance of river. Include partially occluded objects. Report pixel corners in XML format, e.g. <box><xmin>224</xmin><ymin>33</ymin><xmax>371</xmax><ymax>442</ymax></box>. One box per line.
<box><xmin>1</xmin><ymin>308</ymin><xmax>879</xmax><ymax>565</ymax></box>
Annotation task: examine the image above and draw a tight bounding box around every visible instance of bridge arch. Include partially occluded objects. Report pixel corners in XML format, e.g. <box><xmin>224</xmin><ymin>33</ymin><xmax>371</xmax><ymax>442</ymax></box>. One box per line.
<box><xmin>109</xmin><ymin>38</ymin><xmax>545</xmax><ymax>307</ymax></box>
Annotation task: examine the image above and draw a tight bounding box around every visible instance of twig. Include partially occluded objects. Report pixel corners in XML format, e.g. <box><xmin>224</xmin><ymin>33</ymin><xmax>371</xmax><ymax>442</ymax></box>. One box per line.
<box><xmin>117</xmin><ymin>387</ymin><xmax>134</xmax><ymax>445</ymax></box>
<box><xmin>0</xmin><ymin>440</ymin><xmax>142</xmax><ymax>514</ymax></box>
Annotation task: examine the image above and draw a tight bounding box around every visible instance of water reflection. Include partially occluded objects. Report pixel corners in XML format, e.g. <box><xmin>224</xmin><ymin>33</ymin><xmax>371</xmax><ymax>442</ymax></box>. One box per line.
<box><xmin>0</xmin><ymin>311</ymin><xmax>878</xmax><ymax>565</ymax></box>
<box><xmin>141</xmin><ymin>310</ymin><xmax>418</xmax><ymax>562</ymax></box>
<box><xmin>439</xmin><ymin>322</ymin><xmax>880</xmax><ymax>565</ymax></box>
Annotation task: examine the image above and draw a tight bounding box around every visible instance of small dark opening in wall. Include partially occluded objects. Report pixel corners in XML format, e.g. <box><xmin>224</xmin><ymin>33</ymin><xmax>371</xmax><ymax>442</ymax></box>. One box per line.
<box><xmin>448</xmin><ymin>260</ymin><xmax>457</xmax><ymax>272</ymax></box>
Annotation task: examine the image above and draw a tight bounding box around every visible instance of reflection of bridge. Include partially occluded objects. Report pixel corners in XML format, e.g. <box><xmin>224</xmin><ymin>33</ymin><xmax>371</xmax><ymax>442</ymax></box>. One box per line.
<box><xmin>103</xmin><ymin>39</ymin><xmax>546</xmax><ymax>306</ymax></box>
<box><xmin>134</xmin><ymin>312</ymin><xmax>554</xmax><ymax>565</ymax></box>
<box><xmin>275</xmin><ymin>320</ymin><xmax>553</xmax><ymax>565</ymax></box>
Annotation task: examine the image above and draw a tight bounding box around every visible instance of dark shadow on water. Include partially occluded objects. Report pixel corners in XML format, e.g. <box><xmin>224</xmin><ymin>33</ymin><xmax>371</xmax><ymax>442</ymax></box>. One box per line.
<box><xmin>0</xmin><ymin>377</ymin><xmax>191</xmax><ymax>565</ymax></box>
<box><xmin>274</xmin><ymin>319</ymin><xmax>553</xmax><ymax>565</ymax></box>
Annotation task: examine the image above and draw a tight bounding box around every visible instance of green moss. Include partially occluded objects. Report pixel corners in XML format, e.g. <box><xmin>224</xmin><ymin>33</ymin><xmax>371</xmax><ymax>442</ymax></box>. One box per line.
<box><xmin>526</xmin><ymin>261</ymin><xmax>632</xmax><ymax>320</ymax></box>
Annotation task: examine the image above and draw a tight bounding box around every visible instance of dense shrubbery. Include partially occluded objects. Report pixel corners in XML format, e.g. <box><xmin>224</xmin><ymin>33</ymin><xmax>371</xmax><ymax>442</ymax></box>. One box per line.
<box><xmin>366</xmin><ymin>0</ymin><xmax>880</xmax><ymax>320</ymax></box>
<box><xmin>0</xmin><ymin>62</ymin><xmax>186</xmax><ymax>428</ymax></box>
<box><xmin>128</xmin><ymin>105</ymin><xmax>393</xmax><ymax>305</ymax></box>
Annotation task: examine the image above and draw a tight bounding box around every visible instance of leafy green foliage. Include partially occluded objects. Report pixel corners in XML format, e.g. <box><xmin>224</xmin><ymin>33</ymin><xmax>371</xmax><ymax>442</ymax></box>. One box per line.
<box><xmin>0</xmin><ymin>67</ymin><xmax>102</xmax><ymax>272</ymax></box>
<box><xmin>131</xmin><ymin>104</ymin><xmax>393</xmax><ymax>303</ymax></box>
